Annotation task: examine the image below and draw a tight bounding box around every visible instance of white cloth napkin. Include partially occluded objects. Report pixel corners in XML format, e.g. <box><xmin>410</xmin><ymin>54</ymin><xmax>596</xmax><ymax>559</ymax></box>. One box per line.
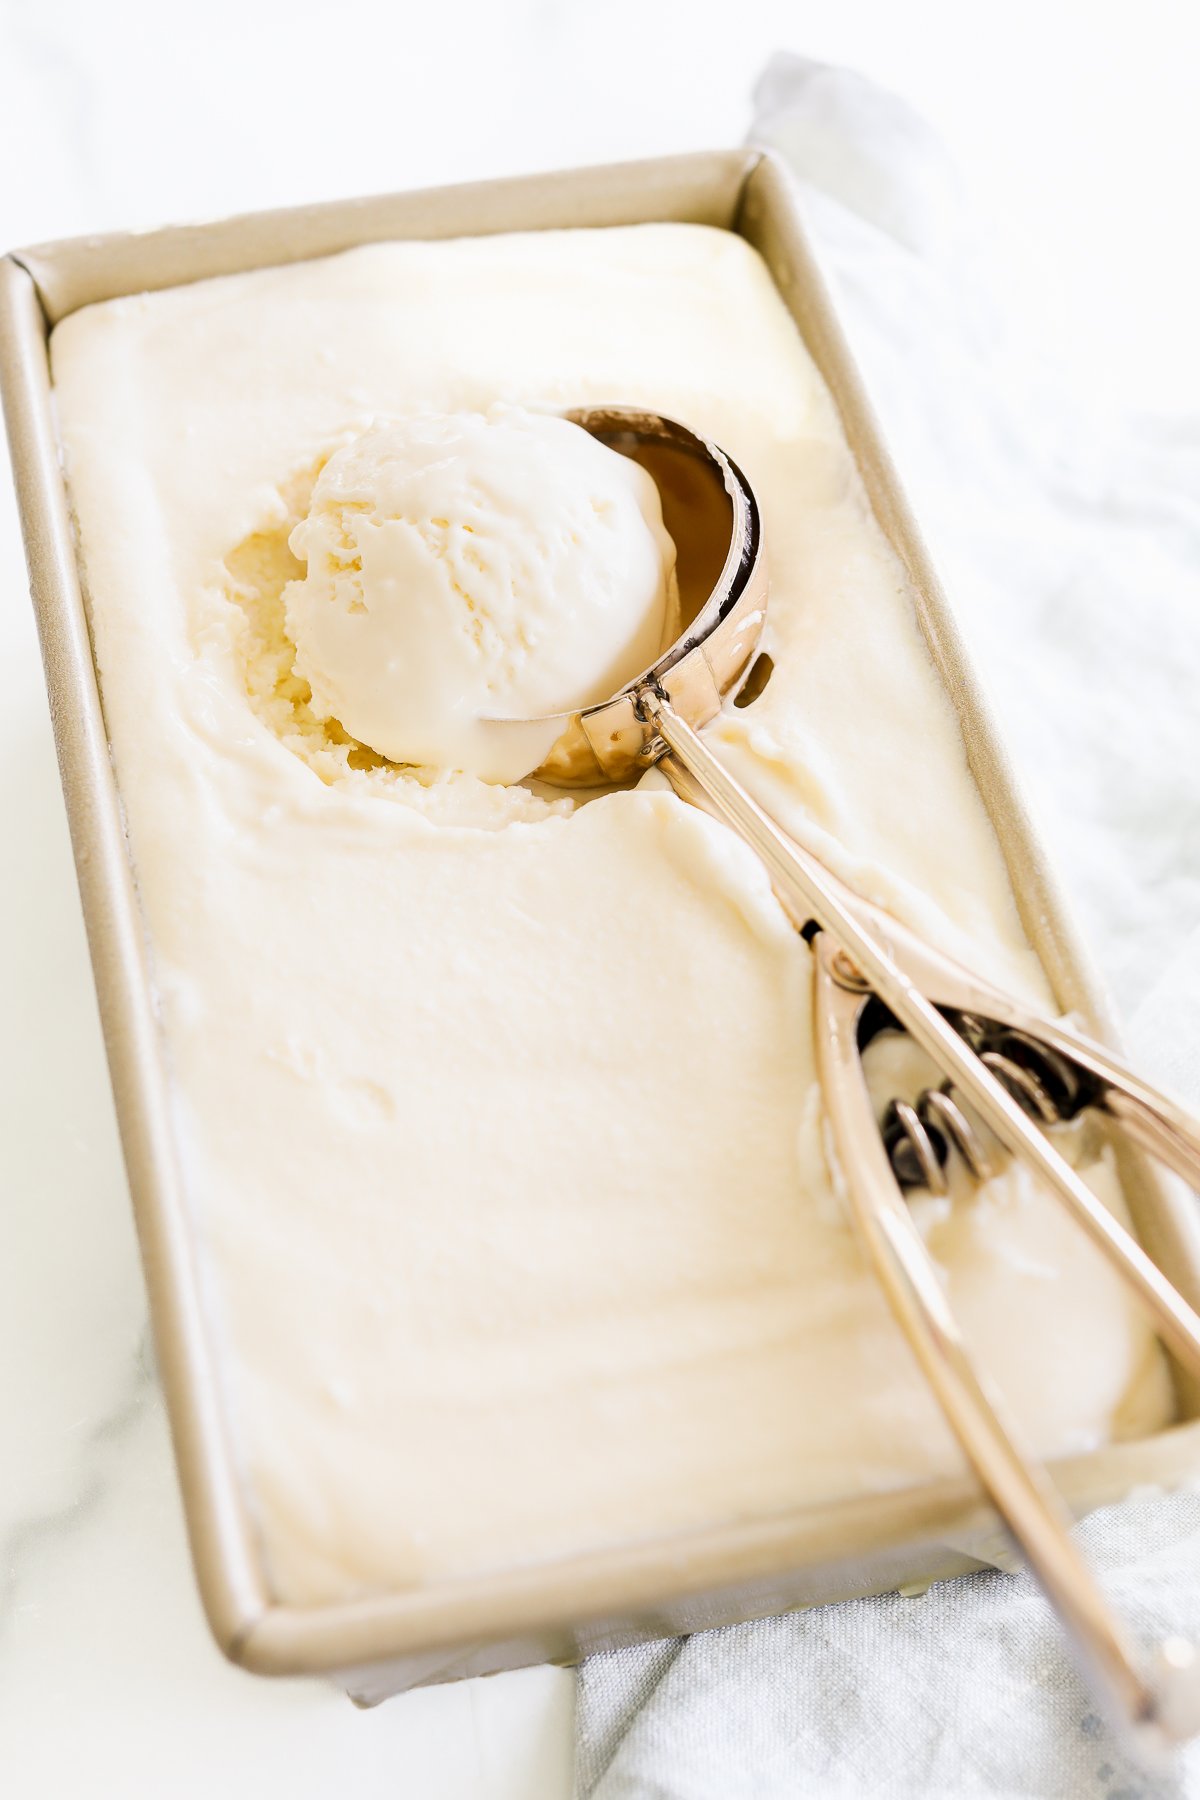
<box><xmin>576</xmin><ymin>55</ymin><xmax>1200</xmax><ymax>1800</ymax></box>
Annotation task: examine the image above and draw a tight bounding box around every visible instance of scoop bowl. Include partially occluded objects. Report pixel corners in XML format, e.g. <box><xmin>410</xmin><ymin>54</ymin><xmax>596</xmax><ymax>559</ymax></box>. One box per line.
<box><xmin>485</xmin><ymin>405</ymin><xmax>769</xmax><ymax>787</ymax></box>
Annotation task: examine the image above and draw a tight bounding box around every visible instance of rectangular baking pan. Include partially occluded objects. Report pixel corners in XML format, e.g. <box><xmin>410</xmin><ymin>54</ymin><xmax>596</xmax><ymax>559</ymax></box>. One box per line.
<box><xmin>5</xmin><ymin>147</ymin><xmax>1200</xmax><ymax>1704</ymax></box>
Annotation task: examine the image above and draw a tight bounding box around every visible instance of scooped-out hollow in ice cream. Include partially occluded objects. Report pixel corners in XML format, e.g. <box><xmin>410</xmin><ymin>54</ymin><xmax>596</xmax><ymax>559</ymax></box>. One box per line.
<box><xmin>284</xmin><ymin>406</ymin><xmax>679</xmax><ymax>782</ymax></box>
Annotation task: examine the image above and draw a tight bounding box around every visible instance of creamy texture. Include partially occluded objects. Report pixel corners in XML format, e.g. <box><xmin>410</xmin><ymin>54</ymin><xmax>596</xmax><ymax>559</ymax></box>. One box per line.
<box><xmin>285</xmin><ymin>406</ymin><xmax>677</xmax><ymax>780</ymax></box>
<box><xmin>51</xmin><ymin>224</ymin><xmax>1173</xmax><ymax>1605</ymax></box>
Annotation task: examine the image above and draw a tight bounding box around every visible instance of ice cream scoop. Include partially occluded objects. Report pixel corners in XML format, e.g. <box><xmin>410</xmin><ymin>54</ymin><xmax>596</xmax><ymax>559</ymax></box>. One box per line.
<box><xmin>284</xmin><ymin>405</ymin><xmax>678</xmax><ymax>781</ymax></box>
<box><xmin>482</xmin><ymin>407</ymin><xmax>1200</xmax><ymax>1756</ymax></box>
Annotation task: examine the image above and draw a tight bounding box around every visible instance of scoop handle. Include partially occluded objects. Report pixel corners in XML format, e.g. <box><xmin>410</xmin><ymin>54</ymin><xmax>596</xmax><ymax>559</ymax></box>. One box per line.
<box><xmin>644</xmin><ymin>687</ymin><xmax>1200</xmax><ymax>1753</ymax></box>
<box><xmin>812</xmin><ymin>933</ymin><xmax>1200</xmax><ymax>1760</ymax></box>
<box><xmin>644</xmin><ymin>691</ymin><xmax>1200</xmax><ymax>1380</ymax></box>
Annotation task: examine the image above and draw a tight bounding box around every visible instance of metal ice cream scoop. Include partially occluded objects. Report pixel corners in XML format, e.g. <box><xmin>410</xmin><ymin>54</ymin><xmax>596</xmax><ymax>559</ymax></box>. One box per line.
<box><xmin>491</xmin><ymin>404</ymin><xmax>1200</xmax><ymax>1761</ymax></box>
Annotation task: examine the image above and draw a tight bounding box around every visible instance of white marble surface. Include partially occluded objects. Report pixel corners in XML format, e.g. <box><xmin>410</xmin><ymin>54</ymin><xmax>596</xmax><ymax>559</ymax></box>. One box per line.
<box><xmin>3</xmin><ymin>3</ymin><xmax>1199</xmax><ymax>1794</ymax></box>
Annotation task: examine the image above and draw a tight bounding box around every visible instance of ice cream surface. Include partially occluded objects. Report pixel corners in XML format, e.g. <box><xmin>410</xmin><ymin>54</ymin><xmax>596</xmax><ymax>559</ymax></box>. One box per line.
<box><xmin>284</xmin><ymin>407</ymin><xmax>677</xmax><ymax>780</ymax></box>
<box><xmin>49</xmin><ymin>223</ymin><xmax>1173</xmax><ymax>1607</ymax></box>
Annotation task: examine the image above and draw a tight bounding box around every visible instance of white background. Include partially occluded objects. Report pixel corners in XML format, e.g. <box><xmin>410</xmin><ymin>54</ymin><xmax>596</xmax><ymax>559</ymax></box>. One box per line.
<box><xmin>2</xmin><ymin>2</ymin><xmax>1197</xmax><ymax>1794</ymax></box>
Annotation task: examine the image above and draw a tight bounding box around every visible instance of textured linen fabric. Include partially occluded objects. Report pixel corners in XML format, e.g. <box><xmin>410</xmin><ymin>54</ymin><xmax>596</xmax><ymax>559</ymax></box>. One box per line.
<box><xmin>576</xmin><ymin>55</ymin><xmax>1200</xmax><ymax>1800</ymax></box>
<box><xmin>578</xmin><ymin>1493</ymin><xmax>1200</xmax><ymax>1800</ymax></box>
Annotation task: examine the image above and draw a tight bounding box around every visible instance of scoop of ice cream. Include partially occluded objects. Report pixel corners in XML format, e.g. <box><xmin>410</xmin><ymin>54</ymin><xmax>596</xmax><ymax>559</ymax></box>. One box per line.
<box><xmin>284</xmin><ymin>407</ymin><xmax>678</xmax><ymax>781</ymax></box>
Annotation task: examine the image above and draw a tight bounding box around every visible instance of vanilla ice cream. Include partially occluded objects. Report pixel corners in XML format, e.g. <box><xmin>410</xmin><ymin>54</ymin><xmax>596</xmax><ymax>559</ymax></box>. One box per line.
<box><xmin>48</xmin><ymin>223</ymin><xmax>1173</xmax><ymax>1607</ymax></box>
<box><xmin>285</xmin><ymin>407</ymin><xmax>677</xmax><ymax>780</ymax></box>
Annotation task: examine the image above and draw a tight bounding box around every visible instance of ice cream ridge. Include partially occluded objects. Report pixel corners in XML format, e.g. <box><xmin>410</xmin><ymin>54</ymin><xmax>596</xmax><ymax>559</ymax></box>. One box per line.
<box><xmin>48</xmin><ymin>223</ymin><xmax>1172</xmax><ymax>1606</ymax></box>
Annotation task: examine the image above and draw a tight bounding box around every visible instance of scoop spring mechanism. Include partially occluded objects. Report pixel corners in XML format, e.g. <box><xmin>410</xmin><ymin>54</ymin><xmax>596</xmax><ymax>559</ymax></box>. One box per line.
<box><xmin>882</xmin><ymin>1021</ymin><xmax>1088</xmax><ymax>1193</ymax></box>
